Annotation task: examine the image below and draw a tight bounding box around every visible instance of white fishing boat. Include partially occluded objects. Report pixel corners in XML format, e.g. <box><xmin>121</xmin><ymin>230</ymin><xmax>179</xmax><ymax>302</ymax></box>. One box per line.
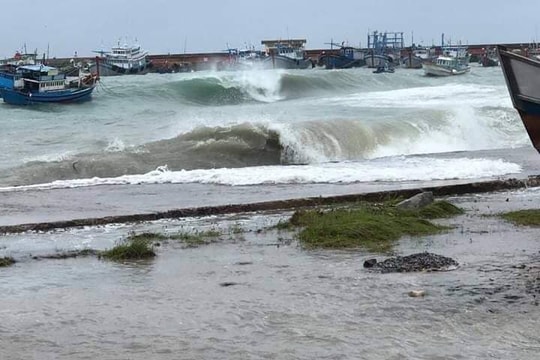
<box><xmin>261</xmin><ymin>39</ymin><xmax>312</xmax><ymax>69</ymax></box>
<box><xmin>90</xmin><ymin>41</ymin><xmax>150</xmax><ymax>76</ymax></box>
<box><xmin>423</xmin><ymin>46</ymin><xmax>470</xmax><ymax>76</ymax></box>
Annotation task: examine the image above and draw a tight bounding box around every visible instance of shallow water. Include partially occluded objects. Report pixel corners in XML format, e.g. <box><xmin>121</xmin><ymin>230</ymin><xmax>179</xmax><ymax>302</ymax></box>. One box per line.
<box><xmin>1</xmin><ymin>189</ymin><xmax>539</xmax><ymax>359</ymax></box>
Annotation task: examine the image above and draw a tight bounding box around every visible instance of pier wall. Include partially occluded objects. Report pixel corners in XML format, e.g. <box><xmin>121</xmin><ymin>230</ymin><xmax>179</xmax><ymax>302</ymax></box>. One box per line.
<box><xmin>44</xmin><ymin>42</ymin><xmax>527</xmax><ymax>73</ymax></box>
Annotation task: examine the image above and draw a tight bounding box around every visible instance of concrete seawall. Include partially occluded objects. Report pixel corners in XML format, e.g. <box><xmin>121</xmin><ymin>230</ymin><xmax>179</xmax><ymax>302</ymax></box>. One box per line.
<box><xmin>44</xmin><ymin>42</ymin><xmax>528</xmax><ymax>73</ymax></box>
<box><xmin>1</xmin><ymin>175</ymin><xmax>539</xmax><ymax>234</ymax></box>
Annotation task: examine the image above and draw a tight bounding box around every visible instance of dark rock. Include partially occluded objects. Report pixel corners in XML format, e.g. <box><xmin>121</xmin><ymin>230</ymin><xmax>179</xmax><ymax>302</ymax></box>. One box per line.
<box><xmin>363</xmin><ymin>258</ymin><xmax>378</xmax><ymax>268</ymax></box>
<box><xmin>219</xmin><ymin>282</ymin><xmax>239</xmax><ymax>287</ymax></box>
<box><xmin>369</xmin><ymin>252</ymin><xmax>458</xmax><ymax>273</ymax></box>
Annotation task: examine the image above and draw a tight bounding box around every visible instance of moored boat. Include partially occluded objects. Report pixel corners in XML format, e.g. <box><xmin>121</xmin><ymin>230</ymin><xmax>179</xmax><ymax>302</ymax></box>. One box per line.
<box><xmin>402</xmin><ymin>46</ymin><xmax>434</xmax><ymax>69</ymax></box>
<box><xmin>90</xmin><ymin>41</ymin><xmax>150</xmax><ymax>76</ymax></box>
<box><xmin>479</xmin><ymin>47</ymin><xmax>499</xmax><ymax>67</ymax></box>
<box><xmin>423</xmin><ymin>46</ymin><xmax>470</xmax><ymax>76</ymax></box>
<box><xmin>318</xmin><ymin>42</ymin><xmax>366</xmax><ymax>69</ymax></box>
<box><xmin>366</xmin><ymin>31</ymin><xmax>404</xmax><ymax>69</ymax></box>
<box><xmin>0</xmin><ymin>51</ymin><xmax>40</xmax><ymax>96</ymax></box>
<box><xmin>498</xmin><ymin>45</ymin><xmax>540</xmax><ymax>153</ymax></box>
<box><xmin>217</xmin><ymin>47</ymin><xmax>267</xmax><ymax>71</ymax></box>
<box><xmin>0</xmin><ymin>64</ymin><xmax>98</xmax><ymax>105</ymax></box>
<box><xmin>261</xmin><ymin>39</ymin><xmax>312</xmax><ymax>69</ymax></box>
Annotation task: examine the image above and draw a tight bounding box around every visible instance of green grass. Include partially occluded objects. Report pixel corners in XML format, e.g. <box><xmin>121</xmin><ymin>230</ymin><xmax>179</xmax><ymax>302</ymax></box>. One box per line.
<box><xmin>0</xmin><ymin>257</ymin><xmax>15</xmax><ymax>267</ymax></box>
<box><xmin>101</xmin><ymin>233</ymin><xmax>157</xmax><ymax>261</ymax></box>
<box><xmin>500</xmin><ymin>209</ymin><xmax>540</xmax><ymax>226</ymax></box>
<box><xmin>169</xmin><ymin>229</ymin><xmax>221</xmax><ymax>247</ymax></box>
<box><xmin>286</xmin><ymin>200</ymin><xmax>462</xmax><ymax>252</ymax></box>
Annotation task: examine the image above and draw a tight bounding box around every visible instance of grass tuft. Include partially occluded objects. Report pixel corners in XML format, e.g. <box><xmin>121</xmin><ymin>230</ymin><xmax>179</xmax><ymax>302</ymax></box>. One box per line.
<box><xmin>286</xmin><ymin>200</ymin><xmax>462</xmax><ymax>252</ymax></box>
<box><xmin>500</xmin><ymin>209</ymin><xmax>540</xmax><ymax>226</ymax></box>
<box><xmin>0</xmin><ymin>257</ymin><xmax>16</xmax><ymax>267</ymax></box>
<box><xmin>169</xmin><ymin>229</ymin><xmax>221</xmax><ymax>247</ymax></box>
<box><xmin>101</xmin><ymin>233</ymin><xmax>156</xmax><ymax>261</ymax></box>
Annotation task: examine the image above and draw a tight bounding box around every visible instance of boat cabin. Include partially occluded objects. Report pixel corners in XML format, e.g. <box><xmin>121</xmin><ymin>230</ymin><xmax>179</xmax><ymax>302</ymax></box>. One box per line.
<box><xmin>15</xmin><ymin>65</ymin><xmax>67</xmax><ymax>92</ymax></box>
<box><xmin>436</xmin><ymin>56</ymin><xmax>458</xmax><ymax>67</ymax></box>
<box><xmin>340</xmin><ymin>47</ymin><xmax>364</xmax><ymax>60</ymax></box>
<box><xmin>261</xmin><ymin>39</ymin><xmax>307</xmax><ymax>60</ymax></box>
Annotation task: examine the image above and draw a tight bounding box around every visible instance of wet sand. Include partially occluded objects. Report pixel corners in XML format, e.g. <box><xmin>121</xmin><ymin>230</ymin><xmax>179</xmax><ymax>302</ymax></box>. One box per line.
<box><xmin>0</xmin><ymin>186</ymin><xmax>539</xmax><ymax>359</ymax></box>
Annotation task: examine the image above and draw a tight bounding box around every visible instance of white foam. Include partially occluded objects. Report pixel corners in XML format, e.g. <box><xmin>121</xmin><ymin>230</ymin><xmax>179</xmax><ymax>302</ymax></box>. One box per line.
<box><xmin>325</xmin><ymin>84</ymin><xmax>512</xmax><ymax>109</ymax></box>
<box><xmin>0</xmin><ymin>157</ymin><xmax>521</xmax><ymax>191</ymax></box>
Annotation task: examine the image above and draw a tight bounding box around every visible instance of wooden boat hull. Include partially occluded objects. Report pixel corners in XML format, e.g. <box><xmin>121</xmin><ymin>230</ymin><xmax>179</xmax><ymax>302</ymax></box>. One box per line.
<box><xmin>364</xmin><ymin>54</ymin><xmax>392</xmax><ymax>68</ymax></box>
<box><xmin>0</xmin><ymin>86</ymin><xmax>95</xmax><ymax>105</ymax></box>
<box><xmin>422</xmin><ymin>63</ymin><xmax>470</xmax><ymax>76</ymax></box>
<box><xmin>498</xmin><ymin>45</ymin><xmax>540</xmax><ymax>152</ymax></box>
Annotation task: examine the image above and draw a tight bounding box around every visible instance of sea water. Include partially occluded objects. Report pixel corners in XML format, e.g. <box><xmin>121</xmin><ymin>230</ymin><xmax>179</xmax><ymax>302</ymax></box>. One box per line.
<box><xmin>0</xmin><ymin>65</ymin><xmax>528</xmax><ymax>189</ymax></box>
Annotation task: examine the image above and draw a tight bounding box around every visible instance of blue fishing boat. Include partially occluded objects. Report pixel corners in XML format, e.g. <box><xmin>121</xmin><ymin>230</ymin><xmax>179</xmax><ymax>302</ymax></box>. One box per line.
<box><xmin>0</xmin><ymin>65</ymin><xmax>19</xmax><ymax>95</ymax></box>
<box><xmin>318</xmin><ymin>42</ymin><xmax>366</xmax><ymax>69</ymax></box>
<box><xmin>0</xmin><ymin>64</ymin><xmax>98</xmax><ymax>105</ymax></box>
<box><xmin>0</xmin><ymin>50</ymin><xmax>40</xmax><ymax>97</ymax></box>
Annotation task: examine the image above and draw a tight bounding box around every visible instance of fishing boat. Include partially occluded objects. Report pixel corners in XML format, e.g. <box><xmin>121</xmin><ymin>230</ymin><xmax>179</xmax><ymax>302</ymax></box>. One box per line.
<box><xmin>261</xmin><ymin>39</ymin><xmax>312</xmax><ymax>69</ymax></box>
<box><xmin>0</xmin><ymin>51</ymin><xmax>40</xmax><ymax>96</ymax></box>
<box><xmin>318</xmin><ymin>42</ymin><xmax>366</xmax><ymax>69</ymax></box>
<box><xmin>402</xmin><ymin>46</ymin><xmax>433</xmax><ymax>69</ymax></box>
<box><xmin>217</xmin><ymin>47</ymin><xmax>267</xmax><ymax>71</ymax></box>
<box><xmin>90</xmin><ymin>41</ymin><xmax>150</xmax><ymax>76</ymax></box>
<box><xmin>365</xmin><ymin>31</ymin><xmax>404</xmax><ymax>68</ymax></box>
<box><xmin>498</xmin><ymin>45</ymin><xmax>540</xmax><ymax>153</ymax></box>
<box><xmin>423</xmin><ymin>46</ymin><xmax>470</xmax><ymax>76</ymax></box>
<box><xmin>0</xmin><ymin>64</ymin><xmax>98</xmax><ymax>105</ymax></box>
<box><xmin>479</xmin><ymin>47</ymin><xmax>499</xmax><ymax>67</ymax></box>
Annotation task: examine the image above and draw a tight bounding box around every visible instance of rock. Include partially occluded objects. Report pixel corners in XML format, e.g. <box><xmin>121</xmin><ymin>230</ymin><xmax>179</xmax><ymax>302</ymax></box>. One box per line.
<box><xmin>395</xmin><ymin>191</ymin><xmax>434</xmax><ymax>210</ymax></box>
<box><xmin>368</xmin><ymin>252</ymin><xmax>458</xmax><ymax>273</ymax></box>
<box><xmin>363</xmin><ymin>258</ymin><xmax>377</xmax><ymax>268</ymax></box>
<box><xmin>408</xmin><ymin>290</ymin><xmax>426</xmax><ymax>297</ymax></box>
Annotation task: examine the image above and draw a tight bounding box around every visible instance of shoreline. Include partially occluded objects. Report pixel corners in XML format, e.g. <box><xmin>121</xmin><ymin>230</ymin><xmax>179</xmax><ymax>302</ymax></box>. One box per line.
<box><xmin>2</xmin><ymin>175</ymin><xmax>539</xmax><ymax>234</ymax></box>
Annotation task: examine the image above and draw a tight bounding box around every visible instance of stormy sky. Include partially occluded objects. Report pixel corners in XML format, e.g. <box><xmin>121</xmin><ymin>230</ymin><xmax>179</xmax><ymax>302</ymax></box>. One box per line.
<box><xmin>2</xmin><ymin>0</ymin><xmax>539</xmax><ymax>58</ymax></box>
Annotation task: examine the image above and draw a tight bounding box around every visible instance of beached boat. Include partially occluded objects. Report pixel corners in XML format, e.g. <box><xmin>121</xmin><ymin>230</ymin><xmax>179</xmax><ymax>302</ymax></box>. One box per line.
<box><xmin>90</xmin><ymin>42</ymin><xmax>150</xmax><ymax>76</ymax></box>
<box><xmin>498</xmin><ymin>45</ymin><xmax>540</xmax><ymax>153</ymax></box>
<box><xmin>0</xmin><ymin>64</ymin><xmax>98</xmax><ymax>105</ymax></box>
<box><xmin>318</xmin><ymin>42</ymin><xmax>366</xmax><ymax>69</ymax></box>
<box><xmin>423</xmin><ymin>46</ymin><xmax>470</xmax><ymax>76</ymax></box>
<box><xmin>261</xmin><ymin>39</ymin><xmax>312</xmax><ymax>69</ymax></box>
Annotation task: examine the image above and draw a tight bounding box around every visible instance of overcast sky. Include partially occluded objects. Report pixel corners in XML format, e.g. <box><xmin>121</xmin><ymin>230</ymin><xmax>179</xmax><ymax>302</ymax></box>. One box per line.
<box><xmin>2</xmin><ymin>0</ymin><xmax>539</xmax><ymax>58</ymax></box>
